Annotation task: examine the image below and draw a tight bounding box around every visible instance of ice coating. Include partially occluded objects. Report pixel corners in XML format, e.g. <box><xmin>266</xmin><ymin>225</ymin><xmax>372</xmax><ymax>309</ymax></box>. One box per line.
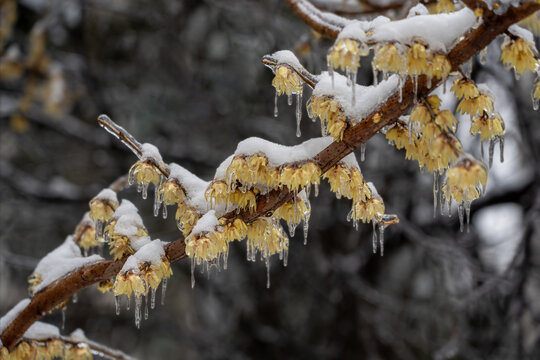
<box><xmin>313</xmin><ymin>72</ymin><xmax>398</xmax><ymax>122</ymax></box>
<box><xmin>270</xmin><ymin>50</ymin><xmax>303</xmax><ymax>70</ymax></box>
<box><xmin>32</xmin><ymin>236</ymin><xmax>103</xmax><ymax>293</ymax></box>
<box><xmin>369</xmin><ymin>8</ymin><xmax>476</xmax><ymax>52</ymax></box>
<box><xmin>507</xmin><ymin>25</ymin><xmax>535</xmax><ymax>44</ymax></box>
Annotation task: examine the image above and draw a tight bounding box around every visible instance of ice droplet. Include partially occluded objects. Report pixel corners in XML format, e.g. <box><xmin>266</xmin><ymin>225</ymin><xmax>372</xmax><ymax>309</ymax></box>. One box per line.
<box><xmin>372</xmin><ymin>221</ymin><xmax>377</xmax><ymax>254</ymax></box>
<box><xmin>274</xmin><ymin>91</ymin><xmax>279</xmax><ymax>117</ymax></box>
<box><xmin>162</xmin><ymin>204</ymin><xmax>168</xmax><ymax>219</ymax></box>
<box><xmin>287</xmin><ymin>94</ymin><xmax>293</xmax><ymax>106</ymax></box>
<box><xmin>488</xmin><ymin>138</ymin><xmax>495</xmax><ymax>168</ymax></box>
<box><xmin>61</xmin><ymin>306</ymin><xmax>66</xmax><ymax>330</ymax></box>
<box><xmin>465</xmin><ymin>201</ymin><xmax>471</xmax><ymax>233</ymax></box>
<box><xmin>115</xmin><ymin>296</ymin><xmax>120</xmax><ymax>315</ymax></box>
<box><xmin>373</xmin><ymin>67</ymin><xmax>378</xmax><ymax>86</ymax></box>
<box><xmin>144</xmin><ymin>295</ymin><xmax>149</xmax><ymax>320</ymax></box>
<box><xmin>266</xmin><ymin>256</ymin><xmax>271</xmax><ymax>289</ymax></box>
<box><xmin>499</xmin><ymin>136</ymin><xmax>505</xmax><ymax>163</ymax></box>
<box><xmin>161</xmin><ymin>277</ymin><xmax>167</xmax><ymax>305</ymax></box>
<box><xmin>151</xmin><ymin>288</ymin><xmax>156</xmax><ymax>310</ymax></box>
<box><xmin>458</xmin><ymin>203</ymin><xmax>464</xmax><ymax>232</ymax></box>
<box><xmin>153</xmin><ymin>187</ymin><xmax>161</xmax><ymax>217</ymax></box>
<box><xmin>360</xmin><ymin>144</ymin><xmax>366</xmax><ymax>162</ymax></box>
<box><xmin>191</xmin><ymin>257</ymin><xmax>195</xmax><ymax>288</ymax></box>
<box><xmin>142</xmin><ymin>183</ymin><xmax>148</xmax><ymax>200</ymax></box>
<box><xmin>287</xmin><ymin>222</ymin><xmax>297</xmax><ymax>237</ymax></box>
<box><xmin>433</xmin><ymin>171</ymin><xmax>439</xmax><ymax>218</ymax></box>
<box><xmin>379</xmin><ymin>224</ymin><xmax>385</xmax><ymax>257</ymax></box>
<box><xmin>128</xmin><ymin>166</ymin><xmax>136</xmax><ymax>186</ymax></box>
<box><xmin>72</xmin><ymin>293</ymin><xmax>78</xmax><ymax>304</ymax></box>
<box><xmin>134</xmin><ymin>296</ymin><xmax>142</xmax><ymax>329</ymax></box>
<box><xmin>314</xmin><ymin>183</ymin><xmax>319</xmax><ymax>197</ymax></box>
<box><xmin>413</xmin><ymin>75</ymin><xmax>418</xmax><ymax>104</ymax></box>
<box><xmin>126</xmin><ymin>296</ymin><xmax>131</xmax><ymax>311</ymax></box>
<box><xmin>296</xmin><ymin>92</ymin><xmax>302</xmax><ymax>137</ymax></box>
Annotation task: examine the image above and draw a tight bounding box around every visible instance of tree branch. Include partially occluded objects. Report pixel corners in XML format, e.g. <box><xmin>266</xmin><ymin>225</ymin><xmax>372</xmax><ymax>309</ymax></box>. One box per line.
<box><xmin>2</xmin><ymin>0</ymin><xmax>539</xmax><ymax>350</ymax></box>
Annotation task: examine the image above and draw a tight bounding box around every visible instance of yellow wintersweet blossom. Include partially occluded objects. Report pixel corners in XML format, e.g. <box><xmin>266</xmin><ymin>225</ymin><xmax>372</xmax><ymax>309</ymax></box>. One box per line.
<box><xmin>89</xmin><ymin>196</ymin><xmax>118</xmax><ymax>224</ymax></box>
<box><xmin>323</xmin><ymin>163</ymin><xmax>351</xmax><ymax>199</ymax></box>
<box><xmin>246</xmin><ymin>218</ymin><xmax>288</xmax><ymax>257</ymax></box>
<box><xmin>457</xmin><ymin>93</ymin><xmax>493</xmax><ymax>117</ymax></box>
<box><xmin>129</xmin><ymin>161</ymin><xmax>161</xmax><ymax>189</ymax></box>
<box><xmin>113</xmin><ymin>271</ymin><xmax>147</xmax><ymax>298</ymax></box>
<box><xmin>432</xmin><ymin>0</ymin><xmax>455</xmax><ymax>14</ymax></box>
<box><xmin>97</xmin><ymin>279</ymin><xmax>114</xmax><ymax>294</ymax></box>
<box><xmin>109</xmin><ymin>236</ymin><xmax>134</xmax><ymax>261</ymax></box>
<box><xmin>428</xmin><ymin>54</ymin><xmax>451</xmax><ymax>79</ymax></box>
<box><xmin>46</xmin><ymin>339</ymin><xmax>65</xmax><ymax>359</ymax></box>
<box><xmin>350</xmin><ymin>197</ymin><xmax>385</xmax><ymax>224</ymax></box>
<box><xmin>28</xmin><ymin>273</ymin><xmax>42</xmax><ymax>296</ymax></box>
<box><xmin>274</xmin><ymin>198</ymin><xmax>309</xmax><ymax>224</ymax></box>
<box><xmin>435</xmin><ymin>110</ymin><xmax>458</xmax><ymax>132</ymax></box>
<box><xmin>226</xmin><ymin>156</ymin><xmax>250</xmax><ymax>188</ymax></box>
<box><xmin>140</xmin><ymin>257</ymin><xmax>172</xmax><ymax>290</ymax></box>
<box><xmin>65</xmin><ymin>344</ymin><xmax>92</xmax><ymax>360</ymax></box>
<box><xmin>385</xmin><ymin>124</ymin><xmax>409</xmax><ymax>150</ymax></box>
<box><xmin>185</xmin><ymin>231</ymin><xmax>227</xmax><ymax>265</ymax></box>
<box><xmin>74</xmin><ymin>221</ymin><xmax>98</xmax><ymax>252</ymax></box>
<box><xmin>278</xmin><ymin>162</ymin><xmax>321</xmax><ymax>191</ymax></box>
<box><xmin>406</xmin><ymin>42</ymin><xmax>430</xmax><ymax>75</ymax></box>
<box><xmin>175</xmin><ymin>204</ymin><xmax>199</xmax><ymax>236</ymax></box>
<box><xmin>451</xmin><ymin>78</ymin><xmax>479</xmax><ymax>99</ymax></box>
<box><xmin>350</xmin><ymin>168</ymin><xmax>371</xmax><ymax>203</ymax></box>
<box><xmin>272</xmin><ymin>65</ymin><xmax>303</xmax><ymax>96</ymax></box>
<box><xmin>328</xmin><ymin>38</ymin><xmax>366</xmax><ymax>73</ymax></box>
<box><xmin>410</xmin><ymin>103</ymin><xmax>432</xmax><ymax>124</ymax></box>
<box><xmin>220</xmin><ymin>218</ymin><xmax>248</xmax><ymax>242</ymax></box>
<box><xmin>307</xmin><ymin>95</ymin><xmax>348</xmax><ymax>141</ymax></box>
<box><xmin>205</xmin><ymin>180</ymin><xmax>228</xmax><ymax>207</ymax></box>
<box><xmin>159</xmin><ymin>180</ymin><xmax>186</xmax><ymax>206</ymax></box>
<box><xmin>501</xmin><ymin>37</ymin><xmax>539</xmax><ymax>75</ymax></box>
<box><xmin>470</xmin><ymin>112</ymin><xmax>505</xmax><ymax>140</ymax></box>
<box><xmin>422</xmin><ymin>122</ymin><xmax>441</xmax><ymax>140</ymax></box>
<box><xmin>430</xmin><ymin>135</ymin><xmax>461</xmax><ymax>169</ymax></box>
<box><xmin>228</xmin><ymin>189</ymin><xmax>257</xmax><ymax>211</ymax></box>
<box><xmin>373</xmin><ymin>43</ymin><xmax>402</xmax><ymax>73</ymax></box>
<box><xmin>443</xmin><ymin>156</ymin><xmax>488</xmax><ymax>204</ymax></box>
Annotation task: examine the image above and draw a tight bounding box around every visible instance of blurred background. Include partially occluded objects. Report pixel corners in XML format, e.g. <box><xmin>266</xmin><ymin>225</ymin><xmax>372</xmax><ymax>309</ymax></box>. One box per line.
<box><xmin>1</xmin><ymin>0</ymin><xmax>539</xmax><ymax>359</ymax></box>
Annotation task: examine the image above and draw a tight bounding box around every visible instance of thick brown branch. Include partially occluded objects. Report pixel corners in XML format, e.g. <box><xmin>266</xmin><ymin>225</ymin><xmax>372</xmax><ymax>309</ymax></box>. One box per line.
<box><xmin>284</xmin><ymin>0</ymin><xmax>344</xmax><ymax>39</ymax></box>
<box><xmin>3</xmin><ymin>1</ymin><xmax>539</xmax><ymax>350</ymax></box>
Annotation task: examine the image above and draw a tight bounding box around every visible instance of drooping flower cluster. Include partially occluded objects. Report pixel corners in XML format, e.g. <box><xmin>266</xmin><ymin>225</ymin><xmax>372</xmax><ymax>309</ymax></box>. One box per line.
<box><xmin>128</xmin><ymin>143</ymin><xmax>167</xmax><ymax>200</ymax></box>
<box><xmin>73</xmin><ymin>212</ymin><xmax>98</xmax><ymax>254</ymax></box>
<box><xmin>88</xmin><ymin>188</ymin><xmax>118</xmax><ymax>238</ymax></box>
<box><xmin>1</xmin><ymin>339</ymin><xmax>92</xmax><ymax>360</ymax></box>
<box><xmin>306</xmin><ymin>95</ymin><xmax>348</xmax><ymax>140</ymax></box>
<box><xmin>500</xmin><ymin>34</ymin><xmax>539</xmax><ymax>76</ymax></box>
<box><xmin>113</xmin><ymin>240</ymin><xmax>172</xmax><ymax>327</ymax></box>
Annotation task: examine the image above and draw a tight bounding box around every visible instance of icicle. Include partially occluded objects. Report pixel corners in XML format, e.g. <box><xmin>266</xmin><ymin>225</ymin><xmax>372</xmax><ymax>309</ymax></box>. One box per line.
<box><xmin>190</xmin><ymin>257</ymin><xmax>196</xmax><ymax>288</ymax></box>
<box><xmin>153</xmin><ymin>187</ymin><xmax>161</xmax><ymax>217</ymax></box>
<box><xmin>360</xmin><ymin>144</ymin><xmax>366</xmax><ymax>162</ymax></box>
<box><xmin>321</xmin><ymin>117</ymin><xmax>328</xmax><ymax>136</ymax></box>
<box><xmin>533</xmin><ymin>92</ymin><xmax>539</xmax><ymax>110</ymax></box>
<box><xmin>372</xmin><ymin>221</ymin><xmax>377</xmax><ymax>254</ymax></box>
<box><xmin>351</xmin><ymin>72</ymin><xmax>357</xmax><ymax>106</ymax></box>
<box><xmin>458</xmin><ymin>203</ymin><xmax>464</xmax><ymax>232</ymax></box>
<box><xmin>128</xmin><ymin>166</ymin><xmax>136</xmax><ymax>186</ymax></box>
<box><xmin>84</xmin><ymin>249</ymin><xmax>88</xmax><ymax>257</ymax></box>
<box><xmin>287</xmin><ymin>94</ymin><xmax>293</xmax><ymax>106</ymax></box>
<box><xmin>465</xmin><ymin>201</ymin><xmax>471</xmax><ymax>233</ymax></box>
<box><xmin>266</xmin><ymin>256</ymin><xmax>271</xmax><ymax>289</ymax></box>
<box><xmin>314</xmin><ymin>183</ymin><xmax>319</xmax><ymax>197</ymax></box>
<box><xmin>287</xmin><ymin>222</ymin><xmax>297</xmax><ymax>237</ymax></box>
<box><xmin>151</xmin><ymin>288</ymin><xmax>156</xmax><ymax>310</ymax></box>
<box><xmin>346</xmin><ymin>66</ymin><xmax>351</xmax><ymax>86</ymax></box>
<box><xmin>162</xmin><ymin>204</ymin><xmax>168</xmax><ymax>219</ymax></box>
<box><xmin>373</xmin><ymin>67</ymin><xmax>378</xmax><ymax>86</ymax></box>
<box><xmin>161</xmin><ymin>277</ymin><xmax>167</xmax><ymax>305</ymax></box>
<box><xmin>327</xmin><ymin>54</ymin><xmax>334</xmax><ymax>88</ymax></box>
<box><xmin>144</xmin><ymin>295</ymin><xmax>149</xmax><ymax>320</ymax></box>
<box><xmin>442</xmin><ymin>74</ymin><xmax>448</xmax><ymax>94</ymax></box>
<box><xmin>427</xmin><ymin>75</ymin><xmax>432</xmax><ymax>89</ymax></box>
<box><xmin>61</xmin><ymin>306</ymin><xmax>66</xmax><ymax>330</ymax></box>
<box><xmin>499</xmin><ymin>136</ymin><xmax>504</xmax><ymax>163</ymax></box>
<box><xmin>296</xmin><ymin>92</ymin><xmax>302</xmax><ymax>137</ymax></box>
<box><xmin>126</xmin><ymin>296</ymin><xmax>131</xmax><ymax>311</ymax></box>
<box><xmin>293</xmin><ymin>190</ymin><xmax>297</xmax><ymax>222</ymax></box>
<box><xmin>141</xmin><ymin>183</ymin><xmax>148</xmax><ymax>200</ymax></box>
<box><xmin>72</xmin><ymin>293</ymin><xmax>78</xmax><ymax>304</ymax></box>
<box><xmin>488</xmin><ymin>138</ymin><xmax>495</xmax><ymax>168</ymax></box>
<box><xmin>303</xmin><ymin>199</ymin><xmax>311</xmax><ymax>246</ymax></box>
<box><xmin>115</xmin><ymin>296</ymin><xmax>120</xmax><ymax>315</ymax></box>
<box><xmin>398</xmin><ymin>75</ymin><xmax>404</xmax><ymax>103</ymax></box>
<box><xmin>274</xmin><ymin>91</ymin><xmax>279</xmax><ymax>117</ymax></box>
<box><xmin>283</xmin><ymin>247</ymin><xmax>289</xmax><ymax>267</ymax></box>
<box><xmin>514</xmin><ymin>69</ymin><xmax>521</xmax><ymax>81</ymax></box>
<box><xmin>378</xmin><ymin>224</ymin><xmax>385</xmax><ymax>257</ymax></box>
<box><xmin>480</xmin><ymin>140</ymin><xmax>484</xmax><ymax>160</ymax></box>
<box><xmin>134</xmin><ymin>296</ymin><xmax>142</xmax><ymax>329</ymax></box>
<box><xmin>433</xmin><ymin>171</ymin><xmax>439</xmax><ymax>218</ymax></box>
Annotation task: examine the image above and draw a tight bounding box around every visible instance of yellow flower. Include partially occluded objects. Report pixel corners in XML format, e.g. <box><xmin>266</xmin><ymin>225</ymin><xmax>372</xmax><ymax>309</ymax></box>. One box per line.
<box><xmin>451</xmin><ymin>78</ymin><xmax>479</xmax><ymax>99</ymax></box>
<box><xmin>470</xmin><ymin>112</ymin><xmax>505</xmax><ymax>140</ymax></box>
<box><xmin>28</xmin><ymin>272</ymin><xmax>42</xmax><ymax>295</ymax></box>
<box><xmin>501</xmin><ymin>37</ymin><xmax>539</xmax><ymax>75</ymax></box>
<box><xmin>410</xmin><ymin>103</ymin><xmax>432</xmax><ymax>124</ymax></box>
<box><xmin>12</xmin><ymin>341</ymin><xmax>35</xmax><ymax>360</ymax></box>
<box><xmin>421</xmin><ymin>122</ymin><xmax>441</xmax><ymax>140</ymax></box>
<box><xmin>386</xmin><ymin>124</ymin><xmax>410</xmax><ymax>150</ymax></box>
<box><xmin>97</xmin><ymin>279</ymin><xmax>114</xmax><ymax>293</ymax></box>
<box><xmin>247</xmin><ymin>154</ymin><xmax>269</xmax><ymax>184</ymax></box>
<box><xmin>430</xmin><ymin>135</ymin><xmax>461</xmax><ymax>170</ymax></box>
<box><xmin>129</xmin><ymin>161</ymin><xmax>161</xmax><ymax>188</ymax></box>
<box><xmin>428</xmin><ymin>54</ymin><xmax>451</xmax><ymax>79</ymax></box>
<box><xmin>113</xmin><ymin>272</ymin><xmax>147</xmax><ymax>298</ymax></box>
<box><xmin>350</xmin><ymin>197</ymin><xmax>385</xmax><ymax>223</ymax></box>
<box><xmin>140</xmin><ymin>257</ymin><xmax>172</xmax><ymax>290</ymax></box>
<box><xmin>433</xmin><ymin>0</ymin><xmax>455</xmax><ymax>14</ymax></box>
<box><xmin>46</xmin><ymin>339</ymin><xmax>65</xmax><ymax>358</ymax></box>
<box><xmin>89</xmin><ymin>193</ymin><xmax>118</xmax><ymax>224</ymax></box>
<box><xmin>274</xmin><ymin>198</ymin><xmax>308</xmax><ymax>224</ymax></box>
<box><xmin>278</xmin><ymin>162</ymin><xmax>321</xmax><ymax>192</ymax></box>
<box><xmin>74</xmin><ymin>221</ymin><xmax>98</xmax><ymax>252</ymax></box>
<box><xmin>328</xmin><ymin>39</ymin><xmax>366</xmax><ymax>73</ymax></box>
<box><xmin>226</xmin><ymin>156</ymin><xmax>250</xmax><ymax>188</ymax></box>
<box><xmin>406</xmin><ymin>42</ymin><xmax>430</xmax><ymax>76</ymax></box>
<box><xmin>65</xmin><ymin>344</ymin><xmax>92</xmax><ymax>360</ymax></box>
<box><xmin>306</xmin><ymin>95</ymin><xmax>348</xmax><ymax>141</ymax></box>
<box><xmin>185</xmin><ymin>231</ymin><xmax>227</xmax><ymax>265</ymax></box>
<box><xmin>443</xmin><ymin>156</ymin><xmax>488</xmax><ymax>204</ymax></box>
<box><xmin>434</xmin><ymin>110</ymin><xmax>458</xmax><ymax>132</ymax></box>
<box><xmin>220</xmin><ymin>218</ymin><xmax>248</xmax><ymax>242</ymax></box>
<box><xmin>205</xmin><ymin>180</ymin><xmax>229</xmax><ymax>207</ymax></box>
<box><xmin>159</xmin><ymin>180</ymin><xmax>186</xmax><ymax>206</ymax></box>
<box><xmin>323</xmin><ymin>163</ymin><xmax>351</xmax><ymax>199</ymax></box>
<box><xmin>426</xmin><ymin>95</ymin><xmax>442</xmax><ymax>111</ymax></box>
<box><xmin>272</xmin><ymin>65</ymin><xmax>303</xmax><ymax>96</ymax></box>
<box><xmin>228</xmin><ymin>189</ymin><xmax>257</xmax><ymax>211</ymax></box>
<box><xmin>373</xmin><ymin>43</ymin><xmax>402</xmax><ymax>73</ymax></box>
<box><xmin>246</xmin><ymin>218</ymin><xmax>288</xmax><ymax>257</ymax></box>
<box><xmin>109</xmin><ymin>236</ymin><xmax>134</xmax><ymax>261</ymax></box>
<box><xmin>175</xmin><ymin>204</ymin><xmax>200</xmax><ymax>236</ymax></box>
<box><xmin>457</xmin><ymin>94</ymin><xmax>493</xmax><ymax>117</ymax></box>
